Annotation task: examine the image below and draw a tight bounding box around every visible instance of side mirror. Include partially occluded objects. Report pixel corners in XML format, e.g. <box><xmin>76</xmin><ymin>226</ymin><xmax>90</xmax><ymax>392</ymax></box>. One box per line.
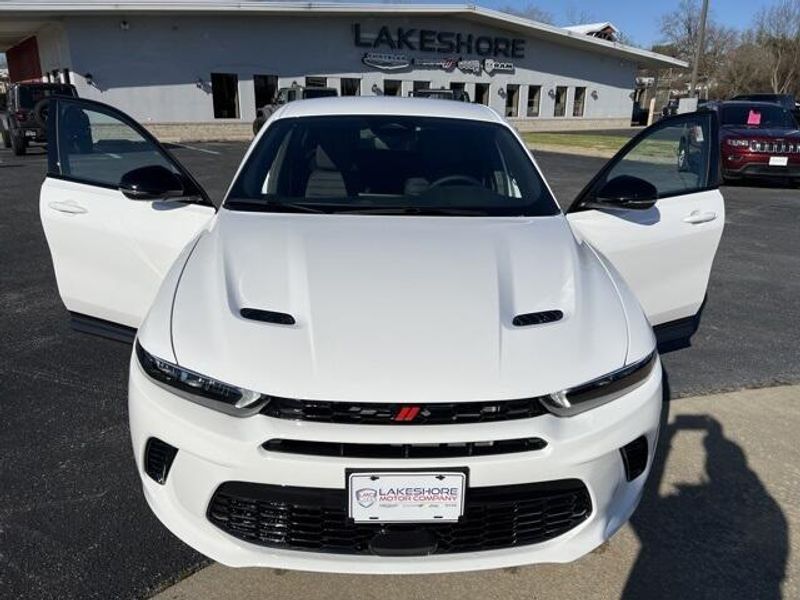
<box><xmin>120</xmin><ymin>165</ymin><xmax>185</xmax><ymax>201</ymax></box>
<box><xmin>590</xmin><ymin>175</ymin><xmax>658</xmax><ymax>210</ymax></box>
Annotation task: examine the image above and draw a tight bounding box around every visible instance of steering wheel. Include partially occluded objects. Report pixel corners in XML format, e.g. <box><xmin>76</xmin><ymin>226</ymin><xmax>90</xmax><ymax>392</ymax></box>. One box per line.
<box><xmin>429</xmin><ymin>174</ymin><xmax>483</xmax><ymax>188</ymax></box>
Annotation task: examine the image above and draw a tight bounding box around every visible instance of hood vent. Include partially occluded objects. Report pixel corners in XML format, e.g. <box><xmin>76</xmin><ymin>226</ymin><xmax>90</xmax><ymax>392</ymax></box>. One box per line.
<box><xmin>240</xmin><ymin>308</ymin><xmax>296</xmax><ymax>326</ymax></box>
<box><xmin>512</xmin><ymin>310</ymin><xmax>563</xmax><ymax>327</ymax></box>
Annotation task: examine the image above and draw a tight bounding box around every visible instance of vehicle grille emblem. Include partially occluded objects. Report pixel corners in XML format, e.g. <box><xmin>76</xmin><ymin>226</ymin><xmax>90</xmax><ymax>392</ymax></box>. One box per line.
<box><xmin>393</xmin><ymin>406</ymin><xmax>421</xmax><ymax>422</ymax></box>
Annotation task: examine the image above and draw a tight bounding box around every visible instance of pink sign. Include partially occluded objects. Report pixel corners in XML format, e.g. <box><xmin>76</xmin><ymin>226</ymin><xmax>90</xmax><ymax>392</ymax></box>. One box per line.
<box><xmin>747</xmin><ymin>110</ymin><xmax>762</xmax><ymax>126</ymax></box>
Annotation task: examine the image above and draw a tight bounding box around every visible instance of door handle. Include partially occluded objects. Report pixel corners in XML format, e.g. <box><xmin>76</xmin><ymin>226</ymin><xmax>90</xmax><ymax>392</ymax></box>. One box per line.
<box><xmin>48</xmin><ymin>200</ymin><xmax>88</xmax><ymax>215</ymax></box>
<box><xmin>683</xmin><ymin>211</ymin><xmax>717</xmax><ymax>225</ymax></box>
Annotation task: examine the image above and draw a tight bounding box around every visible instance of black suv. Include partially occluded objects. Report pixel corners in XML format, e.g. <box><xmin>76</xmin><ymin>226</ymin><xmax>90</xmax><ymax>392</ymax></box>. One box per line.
<box><xmin>1</xmin><ymin>82</ymin><xmax>78</xmax><ymax>155</ymax></box>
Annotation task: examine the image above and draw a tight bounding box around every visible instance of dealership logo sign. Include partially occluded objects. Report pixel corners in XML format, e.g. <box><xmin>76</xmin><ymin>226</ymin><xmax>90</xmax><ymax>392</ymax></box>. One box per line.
<box><xmin>362</xmin><ymin>52</ymin><xmax>411</xmax><ymax>71</ymax></box>
<box><xmin>457</xmin><ymin>59</ymin><xmax>482</xmax><ymax>74</ymax></box>
<box><xmin>355</xmin><ymin>488</ymin><xmax>378</xmax><ymax>508</ymax></box>
<box><xmin>483</xmin><ymin>58</ymin><xmax>514</xmax><ymax>74</ymax></box>
<box><xmin>413</xmin><ymin>56</ymin><xmax>458</xmax><ymax>71</ymax></box>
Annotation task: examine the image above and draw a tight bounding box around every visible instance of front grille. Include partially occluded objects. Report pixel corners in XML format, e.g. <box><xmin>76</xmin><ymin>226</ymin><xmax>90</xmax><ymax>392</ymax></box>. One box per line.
<box><xmin>749</xmin><ymin>140</ymin><xmax>800</xmax><ymax>154</ymax></box>
<box><xmin>207</xmin><ymin>480</ymin><xmax>592</xmax><ymax>555</ymax></box>
<box><xmin>260</xmin><ymin>397</ymin><xmax>548</xmax><ymax>425</ymax></box>
<box><xmin>262</xmin><ymin>437</ymin><xmax>547</xmax><ymax>458</ymax></box>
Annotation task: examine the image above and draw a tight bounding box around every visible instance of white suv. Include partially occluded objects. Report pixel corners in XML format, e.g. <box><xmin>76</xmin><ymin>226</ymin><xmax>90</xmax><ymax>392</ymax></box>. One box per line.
<box><xmin>39</xmin><ymin>96</ymin><xmax>723</xmax><ymax>572</ymax></box>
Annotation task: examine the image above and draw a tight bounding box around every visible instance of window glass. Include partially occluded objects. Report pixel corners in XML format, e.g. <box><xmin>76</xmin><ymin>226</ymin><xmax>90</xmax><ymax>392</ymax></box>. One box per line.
<box><xmin>211</xmin><ymin>73</ymin><xmax>239</xmax><ymax>119</ymax></box>
<box><xmin>227</xmin><ymin>115</ymin><xmax>559</xmax><ymax>217</ymax></box>
<box><xmin>57</xmin><ymin>102</ymin><xmax>179</xmax><ymax>187</ymax></box>
<box><xmin>305</xmin><ymin>76</ymin><xmax>327</xmax><ymax>88</ymax></box>
<box><xmin>527</xmin><ymin>85</ymin><xmax>541</xmax><ymax>117</ymax></box>
<box><xmin>383</xmin><ymin>80</ymin><xmax>401</xmax><ymax>96</ymax></box>
<box><xmin>554</xmin><ymin>86</ymin><xmax>567</xmax><ymax>117</ymax></box>
<box><xmin>572</xmin><ymin>87</ymin><xmax>586</xmax><ymax>117</ymax></box>
<box><xmin>721</xmin><ymin>105</ymin><xmax>794</xmax><ymax>129</ymax></box>
<box><xmin>254</xmin><ymin>74</ymin><xmax>278</xmax><ymax>109</ymax></box>
<box><xmin>474</xmin><ymin>83</ymin><xmax>490</xmax><ymax>105</ymax></box>
<box><xmin>602</xmin><ymin>115</ymin><xmax>711</xmax><ymax>198</ymax></box>
<box><xmin>505</xmin><ymin>85</ymin><xmax>520</xmax><ymax>117</ymax></box>
<box><xmin>341</xmin><ymin>78</ymin><xmax>361</xmax><ymax>96</ymax></box>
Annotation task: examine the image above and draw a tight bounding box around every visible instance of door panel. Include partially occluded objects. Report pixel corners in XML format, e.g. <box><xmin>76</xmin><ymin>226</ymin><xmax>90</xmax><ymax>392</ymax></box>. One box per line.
<box><xmin>567</xmin><ymin>111</ymin><xmax>724</xmax><ymax>326</ymax></box>
<box><xmin>40</xmin><ymin>97</ymin><xmax>215</xmax><ymax>329</ymax></box>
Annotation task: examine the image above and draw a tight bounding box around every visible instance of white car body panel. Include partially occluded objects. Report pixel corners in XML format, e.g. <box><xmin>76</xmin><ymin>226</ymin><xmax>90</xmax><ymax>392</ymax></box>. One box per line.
<box><xmin>170</xmin><ymin>211</ymin><xmax>629</xmax><ymax>401</ymax></box>
<box><xmin>39</xmin><ymin>177</ymin><xmax>213</xmax><ymax>328</ymax></box>
<box><xmin>129</xmin><ymin>354</ymin><xmax>663</xmax><ymax>572</ymax></box>
<box><xmin>567</xmin><ymin>188</ymin><xmax>725</xmax><ymax>326</ymax></box>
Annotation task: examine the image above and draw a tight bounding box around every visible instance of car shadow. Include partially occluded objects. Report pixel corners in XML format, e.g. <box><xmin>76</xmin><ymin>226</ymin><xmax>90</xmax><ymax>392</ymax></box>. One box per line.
<box><xmin>622</xmin><ymin>371</ymin><xmax>789</xmax><ymax>599</ymax></box>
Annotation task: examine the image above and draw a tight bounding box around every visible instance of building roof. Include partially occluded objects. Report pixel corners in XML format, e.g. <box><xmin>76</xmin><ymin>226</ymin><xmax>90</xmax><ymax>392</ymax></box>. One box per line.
<box><xmin>563</xmin><ymin>22</ymin><xmax>619</xmax><ymax>36</ymax></box>
<box><xmin>0</xmin><ymin>1</ymin><xmax>687</xmax><ymax>69</ymax></box>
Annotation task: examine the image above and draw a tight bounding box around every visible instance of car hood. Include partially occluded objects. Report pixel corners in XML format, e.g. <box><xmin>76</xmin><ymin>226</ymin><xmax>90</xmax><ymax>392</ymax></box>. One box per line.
<box><xmin>170</xmin><ymin>211</ymin><xmax>630</xmax><ymax>402</ymax></box>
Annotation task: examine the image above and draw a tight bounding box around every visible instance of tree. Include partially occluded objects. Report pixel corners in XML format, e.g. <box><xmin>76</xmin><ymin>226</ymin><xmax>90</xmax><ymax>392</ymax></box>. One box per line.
<box><xmin>657</xmin><ymin>0</ymin><xmax>737</xmax><ymax>96</ymax></box>
<box><xmin>754</xmin><ymin>0</ymin><xmax>800</xmax><ymax>94</ymax></box>
<box><xmin>498</xmin><ymin>3</ymin><xmax>554</xmax><ymax>24</ymax></box>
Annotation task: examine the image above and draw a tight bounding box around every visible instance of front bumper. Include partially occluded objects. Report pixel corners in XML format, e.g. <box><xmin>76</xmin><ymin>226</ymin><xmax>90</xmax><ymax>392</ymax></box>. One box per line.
<box><xmin>129</xmin><ymin>356</ymin><xmax>662</xmax><ymax>573</ymax></box>
<box><xmin>723</xmin><ymin>151</ymin><xmax>800</xmax><ymax>179</ymax></box>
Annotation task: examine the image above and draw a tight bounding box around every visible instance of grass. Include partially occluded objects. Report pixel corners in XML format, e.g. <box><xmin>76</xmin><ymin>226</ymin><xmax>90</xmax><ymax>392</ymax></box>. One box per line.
<box><xmin>521</xmin><ymin>132</ymin><xmax>631</xmax><ymax>154</ymax></box>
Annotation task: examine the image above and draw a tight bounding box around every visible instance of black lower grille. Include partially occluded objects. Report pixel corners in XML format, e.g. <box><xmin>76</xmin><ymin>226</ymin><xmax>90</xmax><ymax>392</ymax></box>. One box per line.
<box><xmin>260</xmin><ymin>397</ymin><xmax>548</xmax><ymax>425</ymax></box>
<box><xmin>262</xmin><ymin>437</ymin><xmax>547</xmax><ymax>458</ymax></box>
<box><xmin>620</xmin><ymin>436</ymin><xmax>648</xmax><ymax>481</ymax></box>
<box><xmin>207</xmin><ymin>479</ymin><xmax>592</xmax><ymax>555</ymax></box>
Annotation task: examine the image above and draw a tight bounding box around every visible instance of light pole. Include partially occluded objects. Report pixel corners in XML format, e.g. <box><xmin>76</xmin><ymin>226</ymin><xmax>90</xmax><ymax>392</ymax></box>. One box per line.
<box><xmin>689</xmin><ymin>0</ymin><xmax>710</xmax><ymax>97</ymax></box>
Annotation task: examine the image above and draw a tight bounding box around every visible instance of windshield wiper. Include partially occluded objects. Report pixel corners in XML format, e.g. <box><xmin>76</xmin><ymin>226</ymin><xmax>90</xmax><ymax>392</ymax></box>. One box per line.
<box><xmin>337</xmin><ymin>207</ymin><xmax>491</xmax><ymax>216</ymax></box>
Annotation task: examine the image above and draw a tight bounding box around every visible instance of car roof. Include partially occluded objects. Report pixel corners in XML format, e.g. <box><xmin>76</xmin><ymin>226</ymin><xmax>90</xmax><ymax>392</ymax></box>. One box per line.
<box><xmin>718</xmin><ymin>100</ymin><xmax>789</xmax><ymax>109</ymax></box>
<box><xmin>276</xmin><ymin>96</ymin><xmax>504</xmax><ymax>124</ymax></box>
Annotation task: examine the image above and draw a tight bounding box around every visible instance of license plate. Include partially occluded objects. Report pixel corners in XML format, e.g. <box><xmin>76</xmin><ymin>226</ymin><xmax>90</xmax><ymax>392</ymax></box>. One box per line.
<box><xmin>769</xmin><ymin>156</ymin><xmax>789</xmax><ymax>167</ymax></box>
<box><xmin>348</xmin><ymin>471</ymin><xmax>466</xmax><ymax>523</ymax></box>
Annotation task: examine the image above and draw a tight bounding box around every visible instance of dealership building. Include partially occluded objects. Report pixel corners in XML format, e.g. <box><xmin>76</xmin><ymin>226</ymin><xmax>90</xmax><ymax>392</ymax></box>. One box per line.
<box><xmin>0</xmin><ymin>1</ymin><xmax>685</xmax><ymax>139</ymax></box>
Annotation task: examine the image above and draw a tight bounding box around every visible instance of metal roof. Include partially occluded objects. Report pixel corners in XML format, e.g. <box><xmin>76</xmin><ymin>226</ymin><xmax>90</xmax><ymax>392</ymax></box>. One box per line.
<box><xmin>0</xmin><ymin>1</ymin><xmax>688</xmax><ymax>68</ymax></box>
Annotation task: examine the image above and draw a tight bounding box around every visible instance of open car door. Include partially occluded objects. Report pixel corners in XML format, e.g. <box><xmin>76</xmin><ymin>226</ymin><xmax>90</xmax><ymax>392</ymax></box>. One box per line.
<box><xmin>566</xmin><ymin>111</ymin><xmax>724</xmax><ymax>343</ymax></box>
<box><xmin>40</xmin><ymin>97</ymin><xmax>215</xmax><ymax>340</ymax></box>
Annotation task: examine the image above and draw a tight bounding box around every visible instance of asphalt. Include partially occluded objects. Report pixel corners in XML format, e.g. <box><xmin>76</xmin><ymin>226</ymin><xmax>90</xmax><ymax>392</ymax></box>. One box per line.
<box><xmin>0</xmin><ymin>140</ymin><xmax>798</xmax><ymax>599</ymax></box>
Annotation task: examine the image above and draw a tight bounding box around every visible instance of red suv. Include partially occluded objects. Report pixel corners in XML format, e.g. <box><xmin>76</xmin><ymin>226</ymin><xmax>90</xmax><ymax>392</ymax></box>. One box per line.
<box><xmin>719</xmin><ymin>101</ymin><xmax>800</xmax><ymax>184</ymax></box>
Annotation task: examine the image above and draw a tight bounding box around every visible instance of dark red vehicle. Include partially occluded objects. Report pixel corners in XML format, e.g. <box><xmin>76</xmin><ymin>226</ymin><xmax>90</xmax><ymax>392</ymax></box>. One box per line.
<box><xmin>719</xmin><ymin>101</ymin><xmax>800</xmax><ymax>184</ymax></box>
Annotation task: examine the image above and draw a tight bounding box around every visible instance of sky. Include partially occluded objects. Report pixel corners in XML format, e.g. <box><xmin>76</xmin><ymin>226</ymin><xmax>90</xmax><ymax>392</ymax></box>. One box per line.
<box><xmin>480</xmin><ymin>0</ymin><xmax>777</xmax><ymax>48</ymax></box>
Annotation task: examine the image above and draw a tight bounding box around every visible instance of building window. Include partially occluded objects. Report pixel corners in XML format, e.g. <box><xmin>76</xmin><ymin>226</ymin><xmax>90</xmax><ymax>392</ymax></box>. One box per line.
<box><xmin>527</xmin><ymin>85</ymin><xmax>541</xmax><ymax>117</ymax></box>
<box><xmin>306</xmin><ymin>76</ymin><xmax>327</xmax><ymax>88</ymax></box>
<box><xmin>554</xmin><ymin>86</ymin><xmax>567</xmax><ymax>117</ymax></box>
<box><xmin>211</xmin><ymin>73</ymin><xmax>240</xmax><ymax>119</ymax></box>
<box><xmin>573</xmin><ymin>87</ymin><xmax>586</xmax><ymax>117</ymax></box>
<box><xmin>254</xmin><ymin>74</ymin><xmax>278</xmax><ymax>109</ymax></box>
<box><xmin>505</xmin><ymin>84</ymin><xmax>520</xmax><ymax>117</ymax></box>
<box><xmin>474</xmin><ymin>83</ymin><xmax>490</xmax><ymax>105</ymax></box>
<box><xmin>413</xmin><ymin>81</ymin><xmax>430</xmax><ymax>94</ymax></box>
<box><xmin>383</xmin><ymin>79</ymin><xmax>402</xmax><ymax>96</ymax></box>
<box><xmin>450</xmin><ymin>82</ymin><xmax>465</xmax><ymax>92</ymax></box>
<box><xmin>341</xmin><ymin>78</ymin><xmax>360</xmax><ymax>96</ymax></box>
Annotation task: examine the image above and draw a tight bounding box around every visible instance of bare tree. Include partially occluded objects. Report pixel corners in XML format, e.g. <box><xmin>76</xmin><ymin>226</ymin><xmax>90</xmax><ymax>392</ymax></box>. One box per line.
<box><xmin>657</xmin><ymin>0</ymin><xmax>737</xmax><ymax>96</ymax></box>
<box><xmin>498</xmin><ymin>3</ymin><xmax>554</xmax><ymax>24</ymax></box>
<box><xmin>754</xmin><ymin>0</ymin><xmax>800</xmax><ymax>94</ymax></box>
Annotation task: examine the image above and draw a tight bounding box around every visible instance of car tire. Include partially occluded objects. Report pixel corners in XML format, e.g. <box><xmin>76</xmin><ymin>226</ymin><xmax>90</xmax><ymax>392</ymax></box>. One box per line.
<box><xmin>11</xmin><ymin>132</ymin><xmax>27</xmax><ymax>156</ymax></box>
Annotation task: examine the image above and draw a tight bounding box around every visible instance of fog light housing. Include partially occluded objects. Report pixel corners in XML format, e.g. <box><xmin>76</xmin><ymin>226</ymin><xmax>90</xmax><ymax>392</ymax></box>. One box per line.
<box><xmin>145</xmin><ymin>437</ymin><xmax>178</xmax><ymax>484</ymax></box>
<box><xmin>620</xmin><ymin>436</ymin><xmax>648</xmax><ymax>481</ymax></box>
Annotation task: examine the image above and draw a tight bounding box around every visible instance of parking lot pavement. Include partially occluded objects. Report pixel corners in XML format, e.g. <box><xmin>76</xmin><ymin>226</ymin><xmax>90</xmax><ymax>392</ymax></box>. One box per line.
<box><xmin>154</xmin><ymin>384</ymin><xmax>800</xmax><ymax>600</ymax></box>
<box><xmin>0</xmin><ymin>141</ymin><xmax>799</xmax><ymax>599</ymax></box>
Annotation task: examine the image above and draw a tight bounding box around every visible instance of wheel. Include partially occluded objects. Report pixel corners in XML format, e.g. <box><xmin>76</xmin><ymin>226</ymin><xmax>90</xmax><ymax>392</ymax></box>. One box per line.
<box><xmin>11</xmin><ymin>132</ymin><xmax>26</xmax><ymax>156</ymax></box>
<box><xmin>1</xmin><ymin>129</ymin><xmax>10</xmax><ymax>149</ymax></box>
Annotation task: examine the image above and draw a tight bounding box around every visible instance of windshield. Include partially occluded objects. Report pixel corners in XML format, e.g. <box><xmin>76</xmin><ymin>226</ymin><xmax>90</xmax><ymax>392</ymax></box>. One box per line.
<box><xmin>721</xmin><ymin>105</ymin><xmax>796</xmax><ymax>129</ymax></box>
<box><xmin>18</xmin><ymin>85</ymin><xmax>75</xmax><ymax>108</ymax></box>
<box><xmin>226</xmin><ymin>115</ymin><xmax>558</xmax><ymax>216</ymax></box>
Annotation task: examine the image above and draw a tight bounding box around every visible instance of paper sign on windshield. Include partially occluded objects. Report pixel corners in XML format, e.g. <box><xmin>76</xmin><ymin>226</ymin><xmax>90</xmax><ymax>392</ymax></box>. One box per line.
<box><xmin>747</xmin><ymin>110</ymin><xmax>762</xmax><ymax>126</ymax></box>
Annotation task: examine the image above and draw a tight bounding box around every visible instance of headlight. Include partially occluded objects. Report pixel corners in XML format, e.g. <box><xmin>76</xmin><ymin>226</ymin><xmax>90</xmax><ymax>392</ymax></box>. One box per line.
<box><xmin>542</xmin><ymin>352</ymin><xmax>657</xmax><ymax>417</ymax></box>
<box><xmin>726</xmin><ymin>138</ymin><xmax>750</xmax><ymax>148</ymax></box>
<box><xmin>135</xmin><ymin>341</ymin><xmax>267</xmax><ymax>416</ymax></box>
